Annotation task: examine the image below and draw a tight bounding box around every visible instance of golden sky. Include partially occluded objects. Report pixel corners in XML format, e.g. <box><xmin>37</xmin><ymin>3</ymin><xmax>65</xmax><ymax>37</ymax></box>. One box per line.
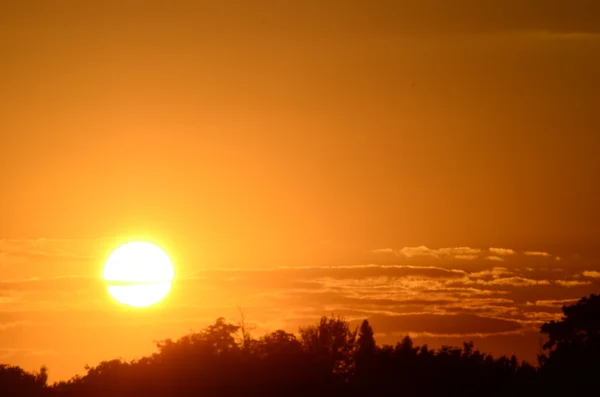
<box><xmin>1</xmin><ymin>0</ymin><xmax>599</xmax><ymax>381</ymax></box>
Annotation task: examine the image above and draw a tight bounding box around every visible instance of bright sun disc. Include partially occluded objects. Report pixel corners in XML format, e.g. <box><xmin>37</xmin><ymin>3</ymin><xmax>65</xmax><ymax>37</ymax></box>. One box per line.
<box><xmin>103</xmin><ymin>241</ymin><xmax>174</xmax><ymax>307</ymax></box>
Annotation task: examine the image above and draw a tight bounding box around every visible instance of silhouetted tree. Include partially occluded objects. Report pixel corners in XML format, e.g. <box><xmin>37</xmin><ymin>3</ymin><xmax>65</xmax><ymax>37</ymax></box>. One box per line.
<box><xmin>541</xmin><ymin>294</ymin><xmax>600</xmax><ymax>350</ymax></box>
<box><xmin>0</xmin><ymin>364</ymin><xmax>48</xmax><ymax>397</ymax></box>
<box><xmin>236</xmin><ymin>307</ymin><xmax>255</xmax><ymax>352</ymax></box>
<box><xmin>5</xmin><ymin>296</ymin><xmax>600</xmax><ymax>397</ymax></box>
<box><xmin>539</xmin><ymin>294</ymin><xmax>600</xmax><ymax>389</ymax></box>
<box><xmin>356</xmin><ymin>320</ymin><xmax>376</xmax><ymax>355</ymax></box>
<box><xmin>354</xmin><ymin>320</ymin><xmax>376</xmax><ymax>373</ymax></box>
<box><xmin>258</xmin><ymin>330</ymin><xmax>302</xmax><ymax>357</ymax></box>
<box><xmin>300</xmin><ymin>315</ymin><xmax>357</xmax><ymax>379</ymax></box>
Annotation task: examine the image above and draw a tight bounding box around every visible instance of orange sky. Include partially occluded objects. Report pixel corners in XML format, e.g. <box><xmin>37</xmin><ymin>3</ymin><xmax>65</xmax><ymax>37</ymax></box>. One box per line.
<box><xmin>1</xmin><ymin>0</ymin><xmax>599</xmax><ymax>382</ymax></box>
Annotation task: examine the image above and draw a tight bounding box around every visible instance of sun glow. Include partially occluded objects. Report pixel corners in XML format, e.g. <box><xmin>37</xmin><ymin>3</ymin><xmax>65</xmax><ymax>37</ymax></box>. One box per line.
<box><xmin>103</xmin><ymin>241</ymin><xmax>174</xmax><ymax>307</ymax></box>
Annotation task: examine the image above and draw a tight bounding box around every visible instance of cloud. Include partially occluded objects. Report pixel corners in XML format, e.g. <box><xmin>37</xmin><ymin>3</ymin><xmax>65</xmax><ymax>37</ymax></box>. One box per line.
<box><xmin>0</xmin><ymin>238</ymin><xmax>95</xmax><ymax>261</ymax></box>
<box><xmin>198</xmin><ymin>264</ymin><xmax>468</xmax><ymax>290</ymax></box>
<box><xmin>489</xmin><ymin>248</ymin><xmax>516</xmax><ymax>256</ymax></box>
<box><xmin>375</xmin><ymin>245</ymin><xmax>564</xmax><ymax>262</ymax></box>
<box><xmin>487</xmin><ymin>256</ymin><xmax>505</xmax><ymax>262</ymax></box>
<box><xmin>398</xmin><ymin>246</ymin><xmax>440</xmax><ymax>258</ymax></box>
<box><xmin>437</xmin><ymin>247</ymin><xmax>481</xmax><ymax>256</ymax></box>
<box><xmin>372</xmin><ymin>248</ymin><xmax>396</xmax><ymax>254</ymax></box>
<box><xmin>397</xmin><ymin>329</ymin><xmax>527</xmax><ymax>339</ymax></box>
<box><xmin>529</xmin><ymin>299</ymin><xmax>578</xmax><ymax>308</ymax></box>
<box><xmin>522</xmin><ymin>312</ymin><xmax>562</xmax><ymax>322</ymax></box>
<box><xmin>0</xmin><ymin>320</ymin><xmax>41</xmax><ymax>330</ymax></box>
<box><xmin>355</xmin><ymin>313</ymin><xmax>523</xmax><ymax>335</ymax></box>
<box><xmin>454</xmin><ymin>254</ymin><xmax>479</xmax><ymax>260</ymax></box>
<box><xmin>468</xmin><ymin>277</ymin><xmax>550</xmax><ymax>287</ymax></box>
<box><xmin>527</xmin><ymin>299</ymin><xmax>579</xmax><ymax>308</ymax></box>
<box><xmin>0</xmin><ymin>348</ymin><xmax>56</xmax><ymax>360</ymax></box>
<box><xmin>524</xmin><ymin>251</ymin><xmax>551</xmax><ymax>257</ymax></box>
<box><xmin>469</xmin><ymin>267</ymin><xmax>512</xmax><ymax>278</ymax></box>
<box><xmin>397</xmin><ymin>246</ymin><xmax>481</xmax><ymax>260</ymax></box>
<box><xmin>0</xmin><ymin>275</ymin><xmax>99</xmax><ymax>292</ymax></box>
<box><xmin>554</xmin><ymin>280</ymin><xmax>592</xmax><ymax>287</ymax></box>
<box><xmin>582</xmin><ymin>271</ymin><xmax>600</xmax><ymax>278</ymax></box>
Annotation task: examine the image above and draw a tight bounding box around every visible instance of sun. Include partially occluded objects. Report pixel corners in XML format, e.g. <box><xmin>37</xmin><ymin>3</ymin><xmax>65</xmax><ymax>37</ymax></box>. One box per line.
<box><xmin>103</xmin><ymin>241</ymin><xmax>174</xmax><ymax>307</ymax></box>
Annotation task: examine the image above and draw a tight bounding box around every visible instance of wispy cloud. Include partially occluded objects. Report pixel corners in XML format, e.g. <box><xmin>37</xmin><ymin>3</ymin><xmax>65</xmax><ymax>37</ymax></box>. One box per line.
<box><xmin>401</xmin><ymin>329</ymin><xmax>527</xmax><ymax>339</ymax></box>
<box><xmin>465</xmin><ymin>277</ymin><xmax>551</xmax><ymax>287</ymax></box>
<box><xmin>582</xmin><ymin>271</ymin><xmax>600</xmax><ymax>279</ymax></box>
<box><xmin>522</xmin><ymin>311</ymin><xmax>562</xmax><ymax>322</ymax></box>
<box><xmin>555</xmin><ymin>280</ymin><xmax>592</xmax><ymax>287</ymax></box>
<box><xmin>398</xmin><ymin>246</ymin><xmax>439</xmax><ymax>258</ymax></box>
<box><xmin>397</xmin><ymin>246</ymin><xmax>481</xmax><ymax>260</ymax></box>
<box><xmin>489</xmin><ymin>248</ymin><xmax>515</xmax><ymax>256</ymax></box>
<box><xmin>0</xmin><ymin>320</ymin><xmax>43</xmax><ymax>330</ymax></box>
<box><xmin>527</xmin><ymin>299</ymin><xmax>580</xmax><ymax>308</ymax></box>
<box><xmin>372</xmin><ymin>248</ymin><xmax>396</xmax><ymax>254</ymax></box>
<box><xmin>0</xmin><ymin>238</ymin><xmax>95</xmax><ymax>260</ymax></box>
<box><xmin>361</xmin><ymin>313</ymin><xmax>523</xmax><ymax>335</ymax></box>
<box><xmin>372</xmin><ymin>245</ymin><xmax>569</xmax><ymax>265</ymax></box>
<box><xmin>0</xmin><ymin>348</ymin><xmax>56</xmax><ymax>360</ymax></box>
<box><xmin>524</xmin><ymin>251</ymin><xmax>551</xmax><ymax>257</ymax></box>
<box><xmin>455</xmin><ymin>254</ymin><xmax>479</xmax><ymax>260</ymax></box>
<box><xmin>469</xmin><ymin>267</ymin><xmax>512</xmax><ymax>278</ymax></box>
<box><xmin>437</xmin><ymin>247</ymin><xmax>482</xmax><ymax>256</ymax></box>
<box><xmin>373</xmin><ymin>245</ymin><xmax>564</xmax><ymax>262</ymax></box>
<box><xmin>487</xmin><ymin>256</ymin><xmax>505</xmax><ymax>262</ymax></box>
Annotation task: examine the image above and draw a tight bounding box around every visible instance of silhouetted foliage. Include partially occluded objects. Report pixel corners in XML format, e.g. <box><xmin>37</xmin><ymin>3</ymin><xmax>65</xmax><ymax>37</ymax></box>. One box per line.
<box><xmin>354</xmin><ymin>320</ymin><xmax>376</xmax><ymax>376</ymax></box>
<box><xmin>356</xmin><ymin>320</ymin><xmax>376</xmax><ymax>354</ymax></box>
<box><xmin>299</xmin><ymin>315</ymin><xmax>357</xmax><ymax>379</ymax></box>
<box><xmin>0</xmin><ymin>364</ymin><xmax>48</xmax><ymax>397</ymax></box>
<box><xmin>541</xmin><ymin>294</ymin><xmax>600</xmax><ymax>350</ymax></box>
<box><xmin>538</xmin><ymin>294</ymin><xmax>600</xmax><ymax>390</ymax></box>
<box><xmin>4</xmin><ymin>294</ymin><xmax>600</xmax><ymax>396</ymax></box>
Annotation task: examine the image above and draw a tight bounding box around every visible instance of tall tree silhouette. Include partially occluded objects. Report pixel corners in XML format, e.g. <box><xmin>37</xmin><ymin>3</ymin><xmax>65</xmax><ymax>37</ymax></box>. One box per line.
<box><xmin>352</xmin><ymin>320</ymin><xmax>377</xmax><ymax>395</ymax></box>
<box><xmin>356</xmin><ymin>320</ymin><xmax>376</xmax><ymax>355</ymax></box>
<box><xmin>354</xmin><ymin>320</ymin><xmax>376</xmax><ymax>375</ymax></box>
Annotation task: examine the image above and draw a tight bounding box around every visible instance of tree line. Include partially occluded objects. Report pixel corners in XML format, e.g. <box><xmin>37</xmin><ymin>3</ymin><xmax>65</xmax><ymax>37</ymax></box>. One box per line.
<box><xmin>3</xmin><ymin>293</ymin><xmax>600</xmax><ymax>396</ymax></box>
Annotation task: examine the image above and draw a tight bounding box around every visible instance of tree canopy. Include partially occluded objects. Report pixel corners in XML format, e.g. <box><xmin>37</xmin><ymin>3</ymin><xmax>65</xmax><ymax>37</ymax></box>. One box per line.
<box><xmin>3</xmin><ymin>294</ymin><xmax>600</xmax><ymax>396</ymax></box>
